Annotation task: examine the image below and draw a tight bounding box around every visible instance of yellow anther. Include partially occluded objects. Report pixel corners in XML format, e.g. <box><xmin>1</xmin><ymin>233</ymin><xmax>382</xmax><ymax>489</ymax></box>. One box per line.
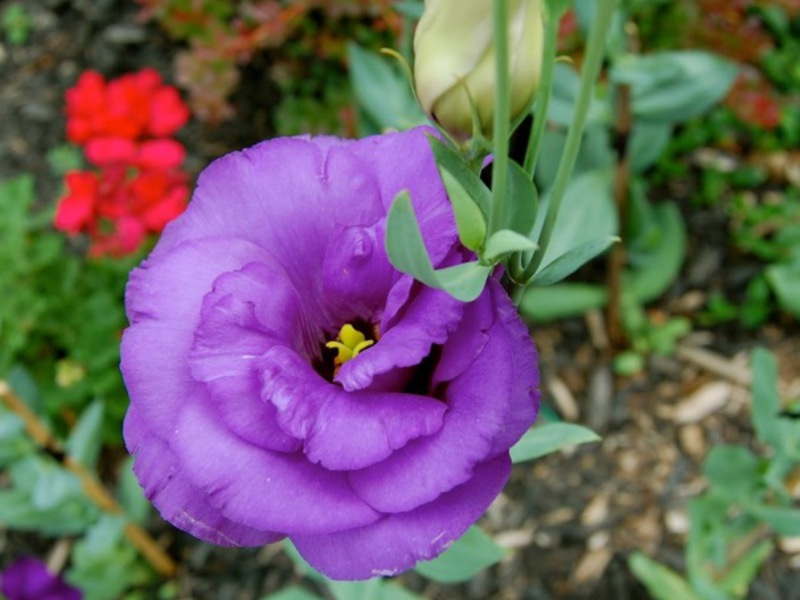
<box><xmin>325</xmin><ymin>324</ymin><xmax>375</xmax><ymax>366</ymax></box>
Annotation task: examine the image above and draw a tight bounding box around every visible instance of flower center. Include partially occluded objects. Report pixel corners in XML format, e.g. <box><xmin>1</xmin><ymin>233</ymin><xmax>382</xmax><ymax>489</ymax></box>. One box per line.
<box><xmin>325</xmin><ymin>323</ymin><xmax>375</xmax><ymax>369</ymax></box>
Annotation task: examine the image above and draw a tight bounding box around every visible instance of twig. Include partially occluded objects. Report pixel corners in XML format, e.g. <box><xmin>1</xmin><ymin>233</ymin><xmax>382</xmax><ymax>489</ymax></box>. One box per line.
<box><xmin>0</xmin><ymin>380</ymin><xmax>177</xmax><ymax>578</ymax></box>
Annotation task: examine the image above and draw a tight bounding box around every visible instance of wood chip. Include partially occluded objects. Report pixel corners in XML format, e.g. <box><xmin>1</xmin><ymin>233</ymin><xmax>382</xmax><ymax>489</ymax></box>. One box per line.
<box><xmin>676</xmin><ymin>344</ymin><xmax>751</xmax><ymax>387</ymax></box>
<box><xmin>570</xmin><ymin>547</ymin><xmax>613</xmax><ymax>586</ymax></box>
<box><xmin>779</xmin><ymin>537</ymin><xmax>800</xmax><ymax>555</ymax></box>
<box><xmin>580</xmin><ymin>491</ymin><xmax>611</xmax><ymax>527</ymax></box>
<box><xmin>671</xmin><ymin>381</ymin><xmax>733</xmax><ymax>423</ymax></box>
<box><xmin>495</xmin><ymin>527</ymin><xmax>536</xmax><ymax>550</ymax></box>
<box><xmin>548</xmin><ymin>375</ymin><xmax>579</xmax><ymax>421</ymax></box>
<box><xmin>678</xmin><ymin>423</ymin><xmax>707</xmax><ymax>460</ymax></box>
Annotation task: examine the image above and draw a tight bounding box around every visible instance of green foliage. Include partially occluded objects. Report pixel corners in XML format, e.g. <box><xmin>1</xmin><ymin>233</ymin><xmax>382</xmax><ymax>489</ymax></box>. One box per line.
<box><xmin>348</xmin><ymin>43</ymin><xmax>427</xmax><ymax>134</ymax></box>
<box><xmin>1</xmin><ymin>3</ymin><xmax>32</xmax><ymax>46</ymax></box>
<box><xmin>0</xmin><ymin>176</ymin><xmax>131</xmax><ymax>441</ymax></box>
<box><xmin>67</xmin><ymin>516</ymin><xmax>154</xmax><ymax>600</ymax></box>
<box><xmin>510</xmin><ymin>422</ymin><xmax>601</xmax><ymax>463</ymax></box>
<box><xmin>414</xmin><ymin>526</ymin><xmax>506</xmax><ymax>583</ymax></box>
<box><xmin>630</xmin><ymin>348</ymin><xmax>800</xmax><ymax>599</ymax></box>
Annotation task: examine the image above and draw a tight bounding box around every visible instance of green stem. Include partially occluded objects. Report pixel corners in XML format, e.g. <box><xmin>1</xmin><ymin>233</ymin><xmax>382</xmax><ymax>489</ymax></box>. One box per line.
<box><xmin>523</xmin><ymin>3</ymin><xmax>560</xmax><ymax>176</ymax></box>
<box><xmin>489</xmin><ymin>0</ymin><xmax>511</xmax><ymax>235</ymax></box>
<box><xmin>521</xmin><ymin>0</ymin><xmax>617</xmax><ymax>281</ymax></box>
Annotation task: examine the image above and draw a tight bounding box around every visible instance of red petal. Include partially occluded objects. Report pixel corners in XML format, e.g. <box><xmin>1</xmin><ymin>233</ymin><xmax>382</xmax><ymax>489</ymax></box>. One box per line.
<box><xmin>136</xmin><ymin>139</ymin><xmax>186</xmax><ymax>169</ymax></box>
<box><xmin>85</xmin><ymin>137</ymin><xmax>138</xmax><ymax>166</ymax></box>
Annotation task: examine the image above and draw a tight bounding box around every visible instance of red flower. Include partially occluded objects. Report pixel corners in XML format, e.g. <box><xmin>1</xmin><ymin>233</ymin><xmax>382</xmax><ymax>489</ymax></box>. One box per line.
<box><xmin>59</xmin><ymin>68</ymin><xmax>192</xmax><ymax>256</ymax></box>
<box><xmin>55</xmin><ymin>166</ymin><xmax>189</xmax><ymax>257</ymax></box>
<box><xmin>65</xmin><ymin>68</ymin><xmax>189</xmax><ymax>146</ymax></box>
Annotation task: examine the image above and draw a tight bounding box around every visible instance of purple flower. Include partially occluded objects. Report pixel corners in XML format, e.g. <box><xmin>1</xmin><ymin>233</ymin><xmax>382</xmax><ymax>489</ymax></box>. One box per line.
<box><xmin>121</xmin><ymin>127</ymin><xmax>539</xmax><ymax>580</ymax></box>
<box><xmin>0</xmin><ymin>558</ymin><xmax>82</xmax><ymax>600</ymax></box>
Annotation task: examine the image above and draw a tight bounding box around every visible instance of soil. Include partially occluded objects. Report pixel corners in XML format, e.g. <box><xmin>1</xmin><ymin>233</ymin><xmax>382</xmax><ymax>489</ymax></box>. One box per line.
<box><xmin>1</xmin><ymin>1</ymin><xmax>799</xmax><ymax>599</ymax></box>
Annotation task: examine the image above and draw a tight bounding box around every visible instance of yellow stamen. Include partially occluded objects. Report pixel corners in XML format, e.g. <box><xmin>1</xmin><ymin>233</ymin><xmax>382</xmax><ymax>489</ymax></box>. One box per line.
<box><xmin>325</xmin><ymin>324</ymin><xmax>375</xmax><ymax>366</ymax></box>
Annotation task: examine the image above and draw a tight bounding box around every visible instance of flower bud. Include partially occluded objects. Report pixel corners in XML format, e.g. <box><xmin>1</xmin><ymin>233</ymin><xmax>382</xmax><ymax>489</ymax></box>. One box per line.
<box><xmin>414</xmin><ymin>0</ymin><xmax>544</xmax><ymax>141</ymax></box>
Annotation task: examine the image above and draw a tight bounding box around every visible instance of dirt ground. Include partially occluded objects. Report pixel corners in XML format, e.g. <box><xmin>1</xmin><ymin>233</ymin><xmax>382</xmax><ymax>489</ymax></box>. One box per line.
<box><xmin>1</xmin><ymin>1</ymin><xmax>799</xmax><ymax>599</ymax></box>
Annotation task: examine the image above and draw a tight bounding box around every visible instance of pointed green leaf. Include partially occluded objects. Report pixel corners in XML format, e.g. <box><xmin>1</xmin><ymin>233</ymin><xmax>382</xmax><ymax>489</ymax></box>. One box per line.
<box><xmin>435</xmin><ymin>262</ymin><xmax>492</xmax><ymax>302</ymax></box>
<box><xmin>510</xmin><ymin>423</ymin><xmax>600</xmax><ymax>463</ymax></box>
<box><xmin>428</xmin><ymin>135</ymin><xmax>491</xmax><ymax>218</ymax></box>
<box><xmin>65</xmin><ymin>399</ymin><xmax>104</xmax><ymax>468</ymax></box>
<box><xmin>347</xmin><ymin>43</ymin><xmax>427</xmax><ymax>131</ymax></box>
<box><xmin>629</xmin><ymin>552</ymin><xmax>703</xmax><ymax>600</ymax></box>
<box><xmin>415</xmin><ymin>526</ymin><xmax>505</xmax><ymax>583</ymax></box>
<box><xmin>747</xmin><ymin>505</ymin><xmax>800</xmax><ymax>536</ymax></box>
<box><xmin>260</xmin><ymin>587</ymin><xmax>324</xmax><ymax>600</ymax></box>
<box><xmin>626</xmin><ymin>202</ymin><xmax>686</xmax><ymax>303</ymax></box>
<box><xmin>533</xmin><ymin>236</ymin><xmax>618</xmax><ymax>285</ymax></box>
<box><xmin>518</xmin><ymin>283</ymin><xmax>608</xmax><ymax>322</ymax></box>
<box><xmin>716</xmin><ymin>540</ymin><xmax>773</xmax><ymax>597</ymax></box>
<box><xmin>751</xmin><ymin>348</ymin><xmax>787</xmax><ymax>453</ymax></box>
<box><xmin>386</xmin><ymin>191</ymin><xmax>492</xmax><ymax>301</ymax></box>
<box><xmin>503</xmin><ymin>161</ymin><xmax>538</xmax><ymax>236</ymax></box>
<box><xmin>483</xmin><ymin>229</ymin><xmax>537</xmax><ymax>262</ymax></box>
<box><xmin>385</xmin><ymin>191</ymin><xmax>439</xmax><ymax>287</ymax></box>
<box><xmin>439</xmin><ymin>168</ymin><xmax>486</xmax><ymax>251</ymax></box>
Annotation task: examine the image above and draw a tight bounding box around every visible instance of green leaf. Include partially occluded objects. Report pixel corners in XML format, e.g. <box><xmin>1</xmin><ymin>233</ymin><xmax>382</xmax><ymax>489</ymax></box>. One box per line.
<box><xmin>702</xmin><ymin>445</ymin><xmax>762</xmax><ymax>501</ymax></box>
<box><xmin>629</xmin><ymin>552</ymin><xmax>703</xmax><ymax>600</ymax></box>
<box><xmin>628</xmin><ymin>122</ymin><xmax>673</xmax><ymax>173</ymax></box>
<box><xmin>118</xmin><ymin>456</ymin><xmax>150</xmax><ymax>525</ymax></box>
<box><xmin>765</xmin><ymin>262</ymin><xmax>800</xmax><ymax>319</ymax></box>
<box><xmin>328</xmin><ymin>579</ymin><xmax>423</xmax><ymax>600</ymax></box>
<box><xmin>532</xmin><ymin>169</ymin><xmax>618</xmax><ymax>268</ymax></box>
<box><xmin>612</xmin><ymin>51</ymin><xmax>739</xmax><ymax>124</ymax></box>
<box><xmin>440</xmin><ymin>168</ymin><xmax>487</xmax><ymax>251</ymax></box>
<box><xmin>435</xmin><ymin>262</ymin><xmax>493</xmax><ymax>302</ymax></box>
<box><xmin>67</xmin><ymin>515</ymin><xmax>146</xmax><ymax>600</ymax></box>
<box><xmin>510</xmin><ymin>423</ymin><xmax>600</xmax><ymax>463</ymax></box>
<box><xmin>518</xmin><ymin>283</ymin><xmax>608</xmax><ymax>322</ymax></box>
<box><xmin>260</xmin><ymin>587</ymin><xmax>324</xmax><ymax>600</ymax></box>
<box><xmin>393</xmin><ymin>1</ymin><xmax>424</xmax><ymax>19</ymax></box>
<box><xmin>626</xmin><ymin>201</ymin><xmax>686</xmax><ymax>303</ymax></box>
<box><xmin>747</xmin><ymin>505</ymin><xmax>800</xmax><ymax>536</ymax></box>
<box><xmin>415</xmin><ymin>526</ymin><xmax>505</xmax><ymax>583</ymax></box>
<box><xmin>385</xmin><ymin>191</ymin><xmax>440</xmax><ymax>287</ymax></box>
<box><xmin>385</xmin><ymin>192</ymin><xmax>491</xmax><ymax>301</ymax></box>
<box><xmin>347</xmin><ymin>43</ymin><xmax>427</xmax><ymax>132</ymax></box>
<box><xmin>716</xmin><ymin>540</ymin><xmax>773</xmax><ymax>598</ymax></box>
<box><xmin>66</xmin><ymin>399</ymin><xmax>104</xmax><ymax>468</ymax></box>
<box><xmin>751</xmin><ymin>348</ymin><xmax>780</xmax><ymax>446</ymax></box>
<box><xmin>428</xmin><ymin>135</ymin><xmax>491</xmax><ymax>218</ymax></box>
<box><xmin>483</xmin><ymin>229</ymin><xmax>537</xmax><ymax>262</ymax></box>
<box><xmin>502</xmin><ymin>160</ymin><xmax>539</xmax><ymax>237</ymax></box>
<box><xmin>533</xmin><ymin>236</ymin><xmax>618</xmax><ymax>285</ymax></box>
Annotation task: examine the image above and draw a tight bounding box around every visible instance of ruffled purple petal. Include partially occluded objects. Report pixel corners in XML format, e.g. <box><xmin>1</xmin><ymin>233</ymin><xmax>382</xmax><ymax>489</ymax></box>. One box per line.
<box><xmin>335</xmin><ymin>281</ymin><xmax>464</xmax><ymax>392</ymax></box>
<box><xmin>122</xmin><ymin>237</ymin><xmax>273</xmax><ymax>443</ymax></box>
<box><xmin>347</xmin><ymin>312</ymin><xmax>514</xmax><ymax>512</ymax></box>
<box><xmin>126</xmin><ymin>409</ymin><xmax>281</xmax><ymax>546</ymax></box>
<box><xmin>171</xmin><ymin>402</ymin><xmax>381</xmax><ymax>534</ymax></box>
<box><xmin>321</xmin><ymin>224</ymin><xmax>396</xmax><ymax>325</ymax></box>
<box><xmin>292</xmin><ymin>454</ymin><xmax>511</xmax><ymax>580</ymax></box>
<box><xmin>259</xmin><ymin>347</ymin><xmax>447</xmax><ymax>470</ymax></box>
<box><xmin>486</xmin><ymin>280</ymin><xmax>541</xmax><ymax>456</ymax></box>
<box><xmin>344</xmin><ymin>128</ymin><xmax>457</xmax><ymax>267</ymax></box>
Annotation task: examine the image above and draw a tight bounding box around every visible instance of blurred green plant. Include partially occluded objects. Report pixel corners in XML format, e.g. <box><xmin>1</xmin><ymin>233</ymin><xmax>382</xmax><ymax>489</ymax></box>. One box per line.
<box><xmin>515</xmin><ymin>1</ymin><xmax>737</xmax><ymax>372</ymax></box>
<box><xmin>630</xmin><ymin>348</ymin><xmax>800</xmax><ymax>600</ymax></box>
<box><xmin>1</xmin><ymin>3</ymin><xmax>32</xmax><ymax>46</ymax></box>
<box><xmin>0</xmin><ymin>175</ymin><xmax>134</xmax><ymax>440</ymax></box>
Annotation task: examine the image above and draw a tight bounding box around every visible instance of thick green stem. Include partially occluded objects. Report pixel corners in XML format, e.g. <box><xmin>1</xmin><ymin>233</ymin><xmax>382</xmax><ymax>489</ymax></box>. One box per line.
<box><xmin>523</xmin><ymin>4</ymin><xmax>560</xmax><ymax>176</ymax></box>
<box><xmin>521</xmin><ymin>0</ymin><xmax>617</xmax><ymax>281</ymax></box>
<box><xmin>489</xmin><ymin>0</ymin><xmax>511</xmax><ymax>235</ymax></box>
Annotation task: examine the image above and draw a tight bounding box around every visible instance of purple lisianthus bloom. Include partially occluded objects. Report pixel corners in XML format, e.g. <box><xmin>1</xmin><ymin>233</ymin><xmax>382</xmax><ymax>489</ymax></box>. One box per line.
<box><xmin>0</xmin><ymin>558</ymin><xmax>82</xmax><ymax>600</ymax></box>
<box><xmin>121</xmin><ymin>127</ymin><xmax>539</xmax><ymax>580</ymax></box>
